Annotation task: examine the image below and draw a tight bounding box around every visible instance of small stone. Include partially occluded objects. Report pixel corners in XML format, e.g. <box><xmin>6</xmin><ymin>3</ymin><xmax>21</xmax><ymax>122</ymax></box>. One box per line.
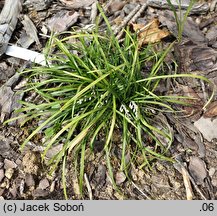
<box><xmin>29</xmin><ymin>186</ymin><xmax>35</xmax><ymax>192</ymax></box>
<box><xmin>50</xmin><ymin>181</ymin><xmax>55</xmax><ymax>192</ymax></box>
<box><xmin>115</xmin><ymin>171</ymin><xmax>126</xmax><ymax>185</ymax></box>
<box><xmin>156</xmin><ymin>162</ymin><xmax>165</xmax><ymax>172</ymax></box>
<box><xmin>0</xmin><ymin>188</ymin><xmax>5</xmax><ymax>196</ymax></box>
<box><xmin>33</xmin><ymin>189</ymin><xmax>49</xmax><ymax>198</ymax></box>
<box><xmin>114</xmin><ymin>191</ymin><xmax>124</xmax><ymax>200</ymax></box>
<box><xmin>212</xmin><ymin>179</ymin><xmax>217</xmax><ymax>187</ymax></box>
<box><xmin>15</xmin><ymin>158</ymin><xmax>22</xmax><ymax>166</ymax></box>
<box><xmin>38</xmin><ymin>178</ymin><xmax>50</xmax><ymax>190</ymax></box>
<box><xmin>4</xmin><ymin>159</ymin><xmax>17</xmax><ymax>169</ymax></box>
<box><xmin>0</xmin><ymin>140</ymin><xmax>10</xmax><ymax>157</ymax></box>
<box><xmin>25</xmin><ymin>174</ymin><xmax>35</xmax><ymax>187</ymax></box>
<box><xmin>9</xmin><ymin>185</ymin><xmax>17</xmax><ymax>198</ymax></box>
<box><xmin>209</xmin><ymin>168</ymin><xmax>216</xmax><ymax>177</ymax></box>
<box><xmin>0</xmin><ymin>169</ymin><xmax>4</xmax><ymax>182</ymax></box>
<box><xmin>22</xmin><ymin>151</ymin><xmax>39</xmax><ymax>175</ymax></box>
<box><xmin>72</xmin><ymin>179</ymin><xmax>80</xmax><ymax>196</ymax></box>
<box><xmin>95</xmin><ymin>164</ymin><xmax>106</xmax><ymax>187</ymax></box>
<box><xmin>5</xmin><ymin>168</ymin><xmax>14</xmax><ymax>180</ymax></box>
<box><xmin>0</xmin><ymin>162</ymin><xmax>4</xmax><ymax>169</ymax></box>
<box><xmin>46</xmin><ymin>144</ymin><xmax>63</xmax><ymax>159</ymax></box>
<box><xmin>131</xmin><ymin>165</ymin><xmax>138</xmax><ymax>181</ymax></box>
<box><xmin>195</xmin><ymin>17</ymin><xmax>201</xmax><ymax>25</ymax></box>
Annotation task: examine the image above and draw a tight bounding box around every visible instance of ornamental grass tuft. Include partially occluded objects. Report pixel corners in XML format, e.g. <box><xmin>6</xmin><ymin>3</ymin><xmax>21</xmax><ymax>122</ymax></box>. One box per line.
<box><xmin>6</xmin><ymin>7</ymin><xmax>213</xmax><ymax>198</ymax></box>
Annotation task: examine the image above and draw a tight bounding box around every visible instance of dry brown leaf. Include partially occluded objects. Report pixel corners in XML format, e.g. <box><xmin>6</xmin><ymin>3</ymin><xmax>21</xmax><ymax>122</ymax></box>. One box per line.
<box><xmin>132</xmin><ymin>19</ymin><xmax>170</xmax><ymax>46</ymax></box>
<box><xmin>203</xmin><ymin>101</ymin><xmax>217</xmax><ymax>118</ymax></box>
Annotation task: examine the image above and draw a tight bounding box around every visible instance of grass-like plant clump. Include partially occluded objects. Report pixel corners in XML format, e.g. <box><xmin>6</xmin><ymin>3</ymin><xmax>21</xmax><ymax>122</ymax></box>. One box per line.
<box><xmin>6</xmin><ymin>5</ymin><xmax>213</xmax><ymax>198</ymax></box>
<box><xmin>166</xmin><ymin>0</ymin><xmax>196</xmax><ymax>42</ymax></box>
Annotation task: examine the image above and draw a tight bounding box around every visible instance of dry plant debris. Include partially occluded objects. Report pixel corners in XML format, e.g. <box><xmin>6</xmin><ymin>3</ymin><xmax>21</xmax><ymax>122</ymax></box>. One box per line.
<box><xmin>132</xmin><ymin>18</ymin><xmax>170</xmax><ymax>46</ymax></box>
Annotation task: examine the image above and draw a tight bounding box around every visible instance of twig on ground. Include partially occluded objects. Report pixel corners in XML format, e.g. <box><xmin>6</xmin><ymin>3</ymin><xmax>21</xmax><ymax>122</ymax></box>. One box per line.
<box><xmin>210</xmin><ymin>0</ymin><xmax>217</xmax><ymax>12</ymax></box>
<box><xmin>84</xmin><ymin>173</ymin><xmax>93</xmax><ymax>200</ymax></box>
<box><xmin>50</xmin><ymin>180</ymin><xmax>56</xmax><ymax>193</ymax></box>
<box><xmin>130</xmin><ymin>3</ymin><xmax>148</xmax><ymax>23</ymax></box>
<box><xmin>181</xmin><ymin>166</ymin><xmax>193</xmax><ymax>200</ymax></box>
<box><xmin>90</xmin><ymin>1</ymin><xmax>98</xmax><ymax>24</ymax></box>
<box><xmin>174</xmin><ymin>159</ymin><xmax>208</xmax><ymax>200</ymax></box>
<box><xmin>116</xmin><ymin>3</ymin><xmax>148</xmax><ymax>40</ymax></box>
<box><xmin>131</xmin><ymin>181</ymin><xmax>151</xmax><ymax>200</ymax></box>
<box><xmin>200</xmin><ymin>80</ymin><xmax>207</xmax><ymax>103</ymax></box>
<box><xmin>114</xmin><ymin>4</ymin><xmax>141</xmax><ymax>36</ymax></box>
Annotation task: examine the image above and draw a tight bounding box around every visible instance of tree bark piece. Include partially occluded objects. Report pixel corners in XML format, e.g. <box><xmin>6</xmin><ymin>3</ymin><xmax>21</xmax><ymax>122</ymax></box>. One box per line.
<box><xmin>147</xmin><ymin>0</ymin><xmax>209</xmax><ymax>15</ymax></box>
<box><xmin>0</xmin><ymin>0</ymin><xmax>22</xmax><ymax>56</ymax></box>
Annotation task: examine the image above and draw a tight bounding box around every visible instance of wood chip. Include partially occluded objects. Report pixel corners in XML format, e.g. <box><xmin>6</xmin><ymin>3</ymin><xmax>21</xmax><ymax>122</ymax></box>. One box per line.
<box><xmin>188</xmin><ymin>157</ymin><xmax>207</xmax><ymax>185</ymax></box>
<box><xmin>194</xmin><ymin>116</ymin><xmax>217</xmax><ymax>142</ymax></box>
<box><xmin>0</xmin><ymin>0</ymin><xmax>22</xmax><ymax>56</ymax></box>
<box><xmin>147</xmin><ymin>0</ymin><xmax>209</xmax><ymax>15</ymax></box>
<box><xmin>174</xmin><ymin>41</ymin><xmax>217</xmax><ymax>73</ymax></box>
<box><xmin>24</xmin><ymin>0</ymin><xmax>52</xmax><ymax>11</ymax></box>
<box><xmin>108</xmin><ymin>1</ymin><xmax>126</xmax><ymax>13</ymax></box>
<box><xmin>47</xmin><ymin>10</ymin><xmax>79</xmax><ymax>32</ymax></box>
<box><xmin>59</xmin><ymin>0</ymin><xmax>96</xmax><ymax>9</ymax></box>
<box><xmin>204</xmin><ymin>101</ymin><xmax>217</xmax><ymax>118</ymax></box>
<box><xmin>21</xmin><ymin>15</ymin><xmax>40</xmax><ymax>46</ymax></box>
